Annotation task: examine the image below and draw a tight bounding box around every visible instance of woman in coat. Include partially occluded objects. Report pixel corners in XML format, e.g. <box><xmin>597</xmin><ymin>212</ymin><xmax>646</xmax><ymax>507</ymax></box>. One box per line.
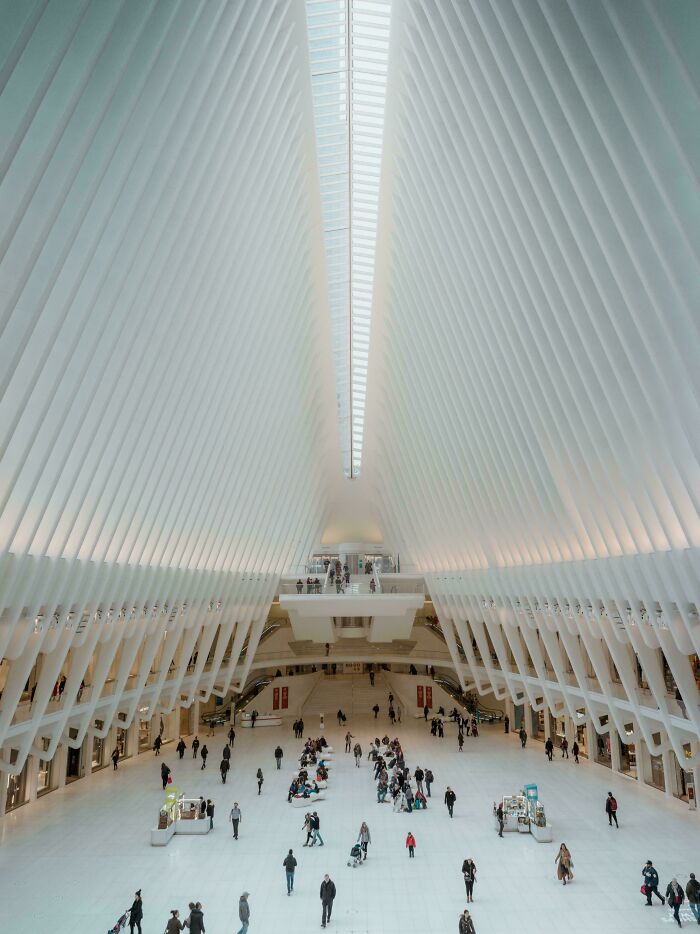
<box><xmin>458</xmin><ymin>909</ymin><xmax>476</xmax><ymax>934</ymax></box>
<box><xmin>462</xmin><ymin>859</ymin><xmax>477</xmax><ymax>902</ymax></box>
<box><xmin>358</xmin><ymin>822</ymin><xmax>371</xmax><ymax>860</ymax></box>
<box><xmin>160</xmin><ymin>762</ymin><xmax>171</xmax><ymax>789</ymax></box>
<box><xmin>187</xmin><ymin>902</ymin><xmax>205</xmax><ymax>934</ymax></box>
<box><xmin>165</xmin><ymin>910</ymin><xmax>184</xmax><ymax>933</ymax></box>
<box><xmin>555</xmin><ymin>843</ymin><xmax>573</xmax><ymax>884</ymax></box>
<box><xmin>128</xmin><ymin>890</ymin><xmax>143</xmax><ymax>934</ymax></box>
<box><xmin>256</xmin><ymin>767</ymin><xmax>264</xmax><ymax>794</ymax></box>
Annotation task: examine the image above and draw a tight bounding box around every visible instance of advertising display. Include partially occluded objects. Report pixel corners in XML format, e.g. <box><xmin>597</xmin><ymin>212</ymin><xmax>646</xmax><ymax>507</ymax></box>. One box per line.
<box><xmin>273</xmin><ymin>687</ymin><xmax>280</xmax><ymax>710</ymax></box>
<box><xmin>417</xmin><ymin>685</ymin><xmax>424</xmax><ymax>707</ymax></box>
<box><xmin>281</xmin><ymin>686</ymin><xmax>289</xmax><ymax>709</ymax></box>
<box><xmin>425</xmin><ymin>686</ymin><xmax>432</xmax><ymax>708</ymax></box>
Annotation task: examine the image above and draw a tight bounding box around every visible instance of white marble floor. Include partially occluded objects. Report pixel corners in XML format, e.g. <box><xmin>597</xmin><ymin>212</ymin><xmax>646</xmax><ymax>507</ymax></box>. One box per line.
<box><xmin>1</xmin><ymin>710</ymin><xmax>699</xmax><ymax>934</ymax></box>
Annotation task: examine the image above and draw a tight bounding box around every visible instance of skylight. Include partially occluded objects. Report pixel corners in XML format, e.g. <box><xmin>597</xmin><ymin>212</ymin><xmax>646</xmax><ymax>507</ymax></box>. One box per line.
<box><xmin>306</xmin><ymin>0</ymin><xmax>391</xmax><ymax>478</ymax></box>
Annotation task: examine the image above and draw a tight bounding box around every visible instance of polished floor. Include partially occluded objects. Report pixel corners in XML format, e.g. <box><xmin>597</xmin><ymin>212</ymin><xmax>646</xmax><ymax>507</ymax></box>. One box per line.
<box><xmin>1</xmin><ymin>706</ymin><xmax>698</xmax><ymax>933</ymax></box>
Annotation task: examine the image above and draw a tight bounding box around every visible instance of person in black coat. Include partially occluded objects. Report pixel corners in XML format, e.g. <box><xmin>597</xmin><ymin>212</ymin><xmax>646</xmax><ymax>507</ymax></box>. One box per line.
<box><xmin>176</xmin><ymin>738</ymin><xmax>186</xmax><ymax>759</ymax></box>
<box><xmin>605</xmin><ymin>792</ymin><xmax>619</xmax><ymax>827</ymax></box>
<box><xmin>220</xmin><ymin>758</ymin><xmax>230</xmax><ymax>783</ymax></box>
<box><xmin>187</xmin><ymin>902</ymin><xmax>205</xmax><ymax>934</ymax></box>
<box><xmin>444</xmin><ymin>787</ymin><xmax>456</xmax><ymax>818</ymax></box>
<box><xmin>222</xmin><ymin>743</ymin><xmax>231</xmax><ymax>761</ymax></box>
<box><xmin>545</xmin><ymin>738</ymin><xmax>554</xmax><ymax>761</ymax></box>
<box><xmin>160</xmin><ymin>762</ymin><xmax>171</xmax><ymax>789</ymax></box>
<box><xmin>129</xmin><ymin>890</ymin><xmax>143</xmax><ymax>934</ymax></box>
<box><xmin>192</xmin><ymin>736</ymin><xmax>200</xmax><ymax>758</ymax></box>
<box><xmin>153</xmin><ymin>734</ymin><xmax>162</xmax><ymax>756</ymax></box>
<box><xmin>275</xmin><ymin>746</ymin><xmax>283</xmax><ymax>769</ymax></box>
<box><xmin>206</xmin><ymin>800</ymin><xmax>214</xmax><ymax>830</ymax></box>
<box><xmin>200</xmin><ymin>745</ymin><xmax>208</xmax><ymax>770</ymax></box>
<box><xmin>320</xmin><ymin>875</ymin><xmax>336</xmax><ymax>928</ymax></box>
<box><xmin>666</xmin><ymin>878</ymin><xmax>684</xmax><ymax>926</ymax></box>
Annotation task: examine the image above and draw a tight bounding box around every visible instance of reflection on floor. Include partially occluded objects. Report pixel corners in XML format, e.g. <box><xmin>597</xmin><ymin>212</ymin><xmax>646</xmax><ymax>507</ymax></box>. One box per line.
<box><xmin>1</xmin><ymin>709</ymin><xmax>698</xmax><ymax>933</ymax></box>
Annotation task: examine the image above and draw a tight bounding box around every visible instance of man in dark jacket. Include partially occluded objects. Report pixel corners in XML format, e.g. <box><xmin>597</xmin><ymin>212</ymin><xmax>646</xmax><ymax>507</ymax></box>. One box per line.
<box><xmin>177</xmin><ymin>737</ymin><xmax>186</xmax><ymax>759</ymax></box>
<box><xmin>320</xmin><ymin>874</ymin><xmax>336</xmax><ymax>928</ymax></box>
<box><xmin>160</xmin><ymin>762</ymin><xmax>171</xmax><ymax>789</ymax></box>
<box><xmin>605</xmin><ymin>791</ymin><xmax>619</xmax><ymax>827</ymax></box>
<box><xmin>545</xmin><ymin>738</ymin><xmax>554</xmax><ymax>761</ymax></box>
<box><xmin>445</xmin><ymin>786</ymin><xmax>456</xmax><ymax>818</ymax></box>
<box><xmin>222</xmin><ymin>743</ymin><xmax>231</xmax><ymax>761</ymax></box>
<box><xmin>642</xmin><ymin>861</ymin><xmax>665</xmax><ymax>906</ymax></box>
<box><xmin>192</xmin><ymin>736</ymin><xmax>200</xmax><ymax>758</ymax></box>
<box><xmin>128</xmin><ymin>890</ymin><xmax>143</xmax><ymax>934</ymax></box>
<box><xmin>237</xmin><ymin>892</ymin><xmax>250</xmax><ymax>934</ymax></box>
<box><xmin>283</xmin><ymin>849</ymin><xmax>297</xmax><ymax>895</ymax></box>
<box><xmin>519</xmin><ymin>727</ymin><xmax>527</xmax><ymax>748</ymax></box>
<box><xmin>188</xmin><ymin>903</ymin><xmax>205</xmax><ymax>934</ymax></box>
<box><xmin>425</xmin><ymin>769</ymin><xmax>434</xmax><ymax>797</ymax></box>
<box><xmin>275</xmin><ymin>745</ymin><xmax>283</xmax><ymax>769</ymax></box>
<box><xmin>666</xmin><ymin>878</ymin><xmax>685</xmax><ymax>927</ymax></box>
<box><xmin>686</xmin><ymin>872</ymin><xmax>700</xmax><ymax>923</ymax></box>
<box><xmin>220</xmin><ymin>758</ymin><xmax>230</xmax><ymax>783</ymax></box>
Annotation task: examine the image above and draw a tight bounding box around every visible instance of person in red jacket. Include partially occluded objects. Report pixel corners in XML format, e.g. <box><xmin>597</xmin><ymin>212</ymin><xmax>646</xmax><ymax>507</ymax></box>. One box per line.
<box><xmin>406</xmin><ymin>832</ymin><xmax>416</xmax><ymax>858</ymax></box>
<box><xmin>605</xmin><ymin>792</ymin><xmax>619</xmax><ymax>828</ymax></box>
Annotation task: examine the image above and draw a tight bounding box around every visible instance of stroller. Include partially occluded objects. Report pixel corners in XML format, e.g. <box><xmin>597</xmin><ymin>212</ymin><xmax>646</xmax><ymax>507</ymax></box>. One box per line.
<box><xmin>348</xmin><ymin>842</ymin><xmax>363</xmax><ymax>868</ymax></box>
<box><xmin>107</xmin><ymin>910</ymin><xmax>129</xmax><ymax>934</ymax></box>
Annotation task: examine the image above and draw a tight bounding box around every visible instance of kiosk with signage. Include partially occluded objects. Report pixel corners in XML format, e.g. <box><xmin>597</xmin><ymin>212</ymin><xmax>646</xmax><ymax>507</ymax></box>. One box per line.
<box><xmin>494</xmin><ymin>783</ymin><xmax>552</xmax><ymax>842</ymax></box>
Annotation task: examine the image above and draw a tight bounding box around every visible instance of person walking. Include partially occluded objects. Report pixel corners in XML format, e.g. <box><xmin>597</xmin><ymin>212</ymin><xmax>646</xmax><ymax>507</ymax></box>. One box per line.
<box><xmin>228</xmin><ymin>726</ymin><xmax>236</xmax><ymax>747</ymax></box>
<box><xmin>177</xmin><ymin>737</ymin><xmax>186</xmax><ymax>759</ymax></box>
<box><xmin>320</xmin><ymin>874</ymin><xmax>336</xmax><ymax>929</ymax></box>
<box><xmin>275</xmin><ymin>746</ymin><xmax>283</xmax><ymax>769</ymax></box>
<box><xmin>111</xmin><ymin>748</ymin><xmax>119</xmax><ymax>770</ymax></box>
<box><xmin>200</xmin><ymin>744</ymin><xmax>208</xmax><ymax>769</ymax></box>
<box><xmin>495</xmin><ymin>804</ymin><xmax>504</xmax><ymax>837</ymax></box>
<box><xmin>283</xmin><ymin>849</ymin><xmax>297</xmax><ymax>895</ymax></box>
<box><xmin>302</xmin><ymin>812</ymin><xmax>314</xmax><ymax>846</ymax></box>
<box><xmin>358</xmin><ymin>822</ymin><xmax>371</xmax><ymax>860</ymax></box>
<box><xmin>153</xmin><ymin>734</ymin><xmax>162</xmax><ymax>756</ymax></box>
<box><xmin>160</xmin><ymin>762</ymin><xmax>171</xmax><ymax>790</ymax></box>
<box><xmin>459</xmin><ymin>909</ymin><xmax>476</xmax><ymax>934</ymax></box>
<box><xmin>165</xmin><ymin>910</ymin><xmax>184</xmax><ymax>933</ymax></box>
<box><xmin>458</xmin><ymin>731</ymin><xmax>464</xmax><ymax>752</ymax></box>
<box><xmin>222</xmin><ymin>743</ymin><xmax>231</xmax><ymax>762</ymax></box>
<box><xmin>424</xmin><ymin>704</ymin><xmax>429</xmax><ymax>720</ymax></box>
<box><xmin>372</xmin><ymin>704</ymin><xmax>379</xmax><ymax>719</ymax></box>
<box><xmin>519</xmin><ymin>727</ymin><xmax>527</xmax><ymax>748</ymax></box>
<box><xmin>237</xmin><ymin>892</ymin><xmax>250</xmax><ymax>934</ymax></box>
<box><xmin>685</xmin><ymin>872</ymin><xmax>700</xmax><ymax>924</ymax></box>
<box><xmin>425</xmin><ymin>768</ymin><xmax>434</xmax><ymax>797</ymax></box>
<box><xmin>192</xmin><ymin>736</ymin><xmax>200</xmax><ymax>758</ymax></box>
<box><xmin>561</xmin><ymin>737</ymin><xmax>569</xmax><ymax>758</ymax></box>
<box><xmin>369</xmin><ymin>669</ymin><xmax>375</xmax><ymax>686</ymax></box>
<box><xmin>406</xmin><ymin>831</ymin><xmax>416</xmax><ymax>858</ymax></box>
<box><xmin>229</xmin><ymin>802</ymin><xmax>241</xmax><ymax>839</ymax></box>
<box><xmin>128</xmin><ymin>890</ymin><xmax>143</xmax><ymax>934</ymax></box>
<box><xmin>310</xmin><ymin>811</ymin><xmax>324</xmax><ymax>846</ymax></box>
<box><xmin>445</xmin><ymin>786</ymin><xmax>456</xmax><ymax>818</ymax></box>
<box><xmin>605</xmin><ymin>791</ymin><xmax>619</xmax><ymax>827</ymax></box>
<box><xmin>555</xmin><ymin>843</ymin><xmax>573</xmax><ymax>884</ymax></box>
<box><xmin>666</xmin><ymin>879</ymin><xmax>685</xmax><ymax>927</ymax></box>
<box><xmin>462</xmin><ymin>859</ymin><xmax>477</xmax><ymax>902</ymax></box>
<box><xmin>504</xmin><ymin>715</ymin><xmax>509</xmax><ymax>734</ymax></box>
<box><xmin>220</xmin><ymin>758</ymin><xmax>230</xmax><ymax>783</ymax></box>
<box><xmin>572</xmin><ymin>740</ymin><xmax>580</xmax><ymax>763</ymax></box>
<box><xmin>187</xmin><ymin>903</ymin><xmax>205</xmax><ymax>934</ymax></box>
<box><xmin>354</xmin><ymin>743</ymin><xmax>362</xmax><ymax>768</ymax></box>
<box><xmin>642</xmin><ymin>861</ymin><xmax>665</xmax><ymax>905</ymax></box>
<box><xmin>256</xmin><ymin>767</ymin><xmax>264</xmax><ymax>794</ymax></box>
<box><xmin>206</xmin><ymin>799</ymin><xmax>214</xmax><ymax>829</ymax></box>
<box><xmin>545</xmin><ymin>737</ymin><xmax>554</xmax><ymax>761</ymax></box>
<box><xmin>345</xmin><ymin>731</ymin><xmax>353</xmax><ymax>752</ymax></box>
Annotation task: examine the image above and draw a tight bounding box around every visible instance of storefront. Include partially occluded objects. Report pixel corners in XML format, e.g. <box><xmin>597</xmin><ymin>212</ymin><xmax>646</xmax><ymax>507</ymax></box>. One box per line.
<box><xmin>65</xmin><ymin>728</ymin><xmax>85</xmax><ymax>783</ymax></box>
<box><xmin>138</xmin><ymin>713</ymin><xmax>152</xmax><ymax>752</ymax></box>
<box><xmin>180</xmin><ymin>706</ymin><xmax>193</xmax><ymax>736</ymax></box>
<box><xmin>92</xmin><ymin>720</ymin><xmax>105</xmax><ymax>772</ymax></box>
<box><xmin>619</xmin><ymin>730</ymin><xmax>637</xmax><ymax>779</ymax></box>
<box><xmin>37</xmin><ymin>737</ymin><xmax>53</xmax><ymax>796</ymax></box>
<box><xmin>116</xmin><ymin>727</ymin><xmax>129</xmax><ymax>760</ymax></box>
<box><xmin>5</xmin><ymin>750</ymin><xmax>29</xmax><ymax>812</ymax></box>
<box><xmin>575</xmin><ymin>719</ymin><xmax>588</xmax><ymax>758</ymax></box>
<box><xmin>595</xmin><ymin>718</ymin><xmax>612</xmax><ymax>768</ymax></box>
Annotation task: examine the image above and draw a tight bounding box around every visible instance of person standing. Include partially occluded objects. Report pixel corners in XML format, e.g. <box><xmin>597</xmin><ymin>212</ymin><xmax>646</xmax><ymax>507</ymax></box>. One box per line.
<box><xmin>561</xmin><ymin>737</ymin><xmax>569</xmax><ymax>758</ymax></box>
<box><xmin>220</xmin><ymin>758</ymin><xmax>230</xmax><ymax>783</ymax></box>
<box><xmin>458</xmin><ymin>731</ymin><xmax>464</xmax><ymax>752</ymax></box>
<box><xmin>165</xmin><ymin>910</ymin><xmax>184</xmax><ymax>933</ymax></box>
<box><xmin>643</xmin><ymin>861</ymin><xmax>665</xmax><ymax>906</ymax></box>
<box><xmin>237</xmin><ymin>892</ymin><xmax>250</xmax><ymax>934</ymax></box>
<box><xmin>425</xmin><ymin>769</ymin><xmax>434</xmax><ymax>797</ymax></box>
<box><xmin>555</xmin><ymin>844</ymin><xmax>573</xmax><ymax>884</ymax></box>
<box><xmin>685</xmin><ymin>872</ymin><xmax>700</xmax><ymax>924</ymax></box>
<box><xmin>177</xmin><ymin>737</ymin><xmax>186</xmax><ymax>759</ymax></box>
<box><xmin>111</xmin><ymin>748</ymin><xmax>119</xmax><ymax>770</ymax></box>
<box><xmin>153</xmin><ymin>734</ymin><xmax>162</xmax><ymax>756</ymax></box>
<box><xmin>354</xmin><ymin>743</ymin><xmax>362</xmax><ymax>768</ymax></box>
<box><xmin>283</xmin><ymin>849</ymin><xmax>297</xmax><ymax>895</ymax></box>
<box><xmin>160</xmin><ymin>762</ymin><xmax>171</xmax><ymax>790</ymax></box>
<box><xmin>406</xmin><ymin>831</ymin><xmax>416</xmax><ymax>858</ymax></box>
<box><xmin>504</xmin><ymin>715</ymin><xmax>509</xmax><ymax>734</ymax></box>
<box><xmin>519</xmin><ymin>727</ymin><xmax>527</xmax><ymax>748</ymax></box>
<box><xmin>275</xmin><ymin>746</ymin><xmax>283</xmax><ymax>770</ymax></box>
<box><xmin>206</xmin><ymin>799</ymin><xmax>214</xmax><ymax>830</ymax></box>
<box><xmin>128</xmin><ymin>890</ymin><xmax>143</xmax><ymax>934</ymax></box>
<box><xmin>445</xmin><ymin>786</ymin><xmax>456</xmax><ymax>818</ymax></box>
<box><xmin>424</xmin><ymin>705</ymin><xmax>429</xmax><ymax>720</ymax></box>
<box><xmin>320</xmin><ymin>875</ymin><xmax>336</xmax><ymax>929</ymax></box>
<box><xmin>310</xmin><ymin>811</ymin><xmax>324</xmax><ymax>846</ymax></box>
<box><xmin>200</xmin><ymin>745</ymin><xmax>208</xmax><ymax>770</ymax></box>
<box><xmin>369</xmin><ymin>669</ymin><xmax>375</xmax><ymax>686</ymax></box>
<box><xmin>192</xmin><ymin>736</ymin><xmax>200</xmax><ymax>758</ymax></box>
<box><xmin>187</xmin><ymin>902</ymin><xmax>205</xmax><ymax>934</ymax></box>
<box><xmin>230</xmin><ymin>802</ymin><xmax>241</xmax><ymax>839</ymax></box>
<box><xmin>228</xmin><ymin>726</ymin><xmax>235</xmax><ymax>747</ymax></box>
<box><xmin>459</xmin><ymin>909</ymin><xmax>476</xmax><ymax>934</ymax></box>
<box><xmin>545</xmin><ymin>738</ymin><xmax>554</xmax><ymax>761</ymax></box>
<box><xmin>414</xmin><ymin>767</ymin><xmax>424</xmax><ymax>795</ymax></box>
<box><xmin>495</xmin><ymin>804</ymin><xmax>504</xmax><ymax>837</ymax></box>
<box><xmin>605</xmin><ymin>792</ymin><xmax>619</xmax><ymax>827</ymax></box>
<box><xmin>572</xmin><ymin>740</ymin><xmax>579</xmax><ymax>763</ymax></box>
<box><xmin>345</xmin><ymin>731</ymin><xmax>354</xmax><ymax>753</ymax></box>
<box><xmin>256</xmin><ymin>767</ymin><xmax>264</xmax><ymax>794</ymax></box>
<box><xmin>358</xmin><ymin>822</ymin><xmax>371</xmax><ymax>860</ymax></box>
<box><xmin>666</xmin><ymin>878</ymin><xmax>685</xmax><ymax>927</ymax></box>
<box><xmin>462</xmin><ymin>859</ymin><xmax>477</xmax><ymax>902</ymax></box>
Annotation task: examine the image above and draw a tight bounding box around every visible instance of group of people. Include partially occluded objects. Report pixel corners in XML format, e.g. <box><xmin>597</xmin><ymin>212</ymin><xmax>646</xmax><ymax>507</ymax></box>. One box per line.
<box><xmin>164</xmin><ymin>895</ymin><xmax>249</xmax><ymax>934</ymax></box>
<box><xmin>368</xmin><ymin>737</ymin><xmax>433</xmax><ymax>813</ymax></box>
<box><xmin>291</xmin><ymin>717</ymin><xmax>306</xmax><ymax>738</ymax></box>
<box><xmin>296</xmin><ymin>577</ymin><xmax>322</xmax><ymax>594</ymax></box>
<box><xmin>642</xmin><ymin>861</ymin><xmax>700</xmax><ymax>926</ymax></box>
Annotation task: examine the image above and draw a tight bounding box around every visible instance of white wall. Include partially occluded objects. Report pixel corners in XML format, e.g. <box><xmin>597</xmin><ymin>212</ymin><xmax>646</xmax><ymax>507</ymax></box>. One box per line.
<box><xmin>241</xmin><ymin>673</ymin><xmax>321</xmax><ymax>719</ymax></box>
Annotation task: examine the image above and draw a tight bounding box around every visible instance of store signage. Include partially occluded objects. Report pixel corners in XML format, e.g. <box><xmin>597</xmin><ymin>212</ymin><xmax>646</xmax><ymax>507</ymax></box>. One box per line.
<box><xmin>281</xmin><ymin>686</ymin><xmax>288</xmax><ymax>709</ymax></box>
<box><xmin>425</xmin><ymin>686</ymin><xmax>433</xmax><ymax>708</ymax></box>
<box><xmin>417</xmin><ymin>685</ymin><xmax>424</xmax><ymax>707</ymax></box>
<box><xmin>273</xmin><ymin>687</ymin><xmax>280</xmax><ymax>710</ymax></box>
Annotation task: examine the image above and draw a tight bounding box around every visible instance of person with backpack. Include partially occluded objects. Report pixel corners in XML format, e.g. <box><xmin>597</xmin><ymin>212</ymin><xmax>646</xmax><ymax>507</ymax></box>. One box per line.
<box><xmin>605</xmin><ymin>791</ymin><xmax>619</xmax><ymax>827</ymax></box>
<box><xmin>685</xmin><ymin>872</ymin><xmax>700</xmax><ymax>923</ymax></box>
<box><xmin>666</xmin><ymin>878</ymin><xmax>685</xmax><ymax>927</ymax></box>
<box><xmin>406</xmin><ymin>831</ymin><xmax>416</xmax><ymax>857</ymax></box>
<box><xmin>459</xmin><ymin>909</ymin><xmax>476</xmax><ymax>934</ymax></box>
<box><xmin>283</xmin><ymin>849</ymin><xmax>297</xmax><ymax>895</ymax></box>
<box><xmin>462</xmin><ymin>858</ymin><xmax>477</xmax><ymax>901</ymax></box>
<box><xmin>445</xmin><ymin>786</ymin><xmax>456</xmax><ymax>818</ymax></box>
<box><xmin>642</xmin><ymin>861</ymin><xmax>665</xmax><ymax>906</ymax></box>
<box><xmin>274</xmin><ymin>746</ymin><xmax>283</xmax><ymax>769</ymax></box>
<box><xmin>425</xmin><ymin>768</ymin><xmax>434</xmax><ymax>797</ymax></box>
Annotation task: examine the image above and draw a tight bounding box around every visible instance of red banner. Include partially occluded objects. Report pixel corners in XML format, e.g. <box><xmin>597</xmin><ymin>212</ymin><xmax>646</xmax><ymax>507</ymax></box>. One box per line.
<box><xmin>417</xmin><ymin>685</ymin><xmax>424</xmax><ymax>707</ymax></box>
<box><xmin>272</xmin><ymin>687</ymin><xmax>280</xmax><ymax>710</ymax></box>
<box><xmin>425</xmin><ymin>686</ymin><xmax>433</xmax><ymax>708</ymax></box>
<box><xmin>281</xmin><ymin>686</ymin><xmax>289</xmax><ymax>709</ymax></box>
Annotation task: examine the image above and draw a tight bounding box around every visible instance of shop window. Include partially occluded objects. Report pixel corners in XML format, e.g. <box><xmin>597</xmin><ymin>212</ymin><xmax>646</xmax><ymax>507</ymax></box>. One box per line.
<box><xmin>5</xmin><ymin>750</ymin><xmax>28</xmax><ymax>812</ymax></box>
<box><xmin>116</xmin><ymin>727</ymin><xmax>129</xmax><ymax>760</ymax></box>
<box><xmin>66</xmin><ymin>728</ymin><xmax>83</xmax><ymax>783</ymax></box>
<box><xmin>37</xmin><ymin>737</ymin><xmax>53</xmax><ymax>796</ymax></box>
<box><xmin>92</xmin><ymin>720</ymin><xmax>105</xmax><ymax>771</ymax></box>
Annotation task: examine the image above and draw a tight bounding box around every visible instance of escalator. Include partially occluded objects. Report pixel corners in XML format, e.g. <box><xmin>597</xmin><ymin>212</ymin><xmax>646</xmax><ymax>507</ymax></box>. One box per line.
<box><xmin>200</xmin><ymin>675</ymin><xmax>271</xmax><ymax>726</ymax></box>
<box><xmin>434</xmin><ymin>676</ymin><xmax>503</xmax><ymax>723</ymax></box>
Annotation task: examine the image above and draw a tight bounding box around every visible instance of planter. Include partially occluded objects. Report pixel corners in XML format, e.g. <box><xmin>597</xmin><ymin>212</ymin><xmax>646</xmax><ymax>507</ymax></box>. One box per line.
<box><xmin>517</xmin><ymin>820</ymin><xmax>531</xmax><ymax>834</ymax></box>
<box><xmin>531</xmin><ymin>822</ymin><xmax>553</xmax><ymax>843</ymax></box>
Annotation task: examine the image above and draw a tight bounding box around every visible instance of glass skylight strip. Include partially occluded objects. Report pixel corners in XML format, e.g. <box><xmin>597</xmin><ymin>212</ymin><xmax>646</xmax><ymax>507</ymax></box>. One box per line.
<box><xmin>306</xmin><ymin>0</ymin><xmax>390</xmax><ymax>478</ymax></box>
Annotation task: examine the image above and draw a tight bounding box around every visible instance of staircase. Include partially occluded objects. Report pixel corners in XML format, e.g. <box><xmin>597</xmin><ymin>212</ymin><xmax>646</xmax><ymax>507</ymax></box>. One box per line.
<box><xmin>302</xmin><ymin>672</ymin><xmax>387</xmax><ymax>717</ymax></box>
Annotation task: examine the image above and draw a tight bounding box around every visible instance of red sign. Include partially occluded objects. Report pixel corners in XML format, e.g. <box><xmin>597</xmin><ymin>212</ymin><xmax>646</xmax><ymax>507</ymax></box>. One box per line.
<box><xmin>417</xmin><ymin>685</ymin><xmax>424</xmax><ymax>707</ymax></box>
<box><xmin>425</xmin><ymin>686</ymin><xmax>433</xmax><ymax>708</ymax></box>
<box><xmin>281</xmin><ymin>686</ymin><xmax>289</xmax><ymax>709</ymax></box>
<box><xmin>272</xmin><ymin>687</ymin><xmax>280</xmax><ymax>710</ymax></box>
